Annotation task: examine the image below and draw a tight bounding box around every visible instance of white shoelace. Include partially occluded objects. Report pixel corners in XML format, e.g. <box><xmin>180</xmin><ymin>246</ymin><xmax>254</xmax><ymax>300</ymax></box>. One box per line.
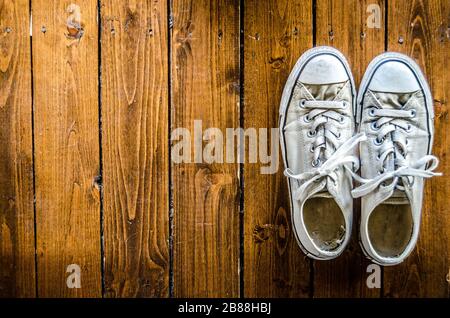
<box><xmin>284</xmin><ymin>99</ymin><xmax>364</xmax><ymax>200</ymax></box>
<box><xmin>351</xmin><ymin>107</ymin><xmax>442</xmax><ymax>198</ymax></box>
<box><xmin>299</xmin><ymin>99</ymin><xmax>350</xmax><ymax>167</ymax></box>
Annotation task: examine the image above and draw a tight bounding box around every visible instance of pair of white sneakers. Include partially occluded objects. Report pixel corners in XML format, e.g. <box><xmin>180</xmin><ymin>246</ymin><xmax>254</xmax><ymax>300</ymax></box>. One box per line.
<box><xmin>279</xmin><ymin>46</ymin><xmax>441</xmax><ymax>266</ymax></box>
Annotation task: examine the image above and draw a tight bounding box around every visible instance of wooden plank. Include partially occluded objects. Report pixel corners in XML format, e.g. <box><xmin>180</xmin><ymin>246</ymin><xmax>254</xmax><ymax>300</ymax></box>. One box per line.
<box><xmin>171</xmin><ymin>0</ymin><xmax>240</xmax><ymax>297</ymax></box>
<box><xmin>0</xmin><ymin>0</ymin><xmax>35</xmax><ymax>297</ymax></box>
<box><xmin>384</xmin><ymin>0</ymin><xmax>449</xmax><ymax>298</ymax></box>
<box><xmin>33</xmin><ymin>0</ymin><xmax>101</xmax><ymax>297</ymax></box>
<box><xmin>101</xmin><ymin>0</ymin><xmax>169</xmax><ymax>297</ymax></box>
<box><xmin>313</xmin><ymin>0</ymin><xmax>385</xmax><ymax>298</ymax></box>
<box><xmin>316</xmin><ymin>0</ymin><xmax>386</xmax><ymax>85</ymax></box>
<box><xmin>243</xmin><ymin>0</ymin><xmax>313</xmax><ymax>298</ymax></box>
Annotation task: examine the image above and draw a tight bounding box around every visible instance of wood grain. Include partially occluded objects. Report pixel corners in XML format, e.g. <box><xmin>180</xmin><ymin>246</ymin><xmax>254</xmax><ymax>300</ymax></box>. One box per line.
<box><xmin>314</xmin><ymin>0</ymin><xmax>384</xmax><ymax>298</ymax></box>
<box><xmin>33</xmin><ymin>0</ymin><xmax>101</xmax><ymax>297</ymax></box>
<box><xmin>101</xmin><ymin>0</ymin><xmax>169</xmax><ymax>297</ymax></box>
<box><xmin>384</xmin><ymin>0</ymin><xmax>449</xmax><ymax>298</ymax></box>
<box><xmin>243</xmin><ymin>0</ymin><xmax>312</xmax><ymax>298</ymax></box>
<box><xmin>0</xmin><ymin>0</ymin><xmax>448</xmax><ymax>299</ymax></box>
<box><xmin>171</xmin><ymin>0</ymin><xmax>240</xmax><ymax>297</ymax></box>
<box><xmin>0</xmin><ymin>0</ymin><xmax>35</xmax><ymax>297</ymax></box>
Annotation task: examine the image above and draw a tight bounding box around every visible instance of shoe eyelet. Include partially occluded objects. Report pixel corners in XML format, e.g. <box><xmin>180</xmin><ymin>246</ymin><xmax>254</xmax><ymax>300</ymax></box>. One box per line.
<box><xmin>339</xmin><ymin>116</ymin><xmax>345</xmax><ymax>124</ymax></box>
<box><xmin>311</xmin><ymin>158</ymin><xmax>321</xmax><ymax>167</ymax></box>
<box><xmin>307</xmin><ymin>130</ymin><xmax>317</xmax><ymax>138</ymax></box>
<box><xmin>342</xmin><ymin>101</ymin><xmax>349</xmax><ymax>109</ymax></box>
<box><xmin>406</xmin><ymin>124</ymin><xmax>412</xmax><ymax>132</ymax></box>
<box><xmin>378</xmin><ymin>168</ymin><xmax>385</xmax><ymax>175</ymax></box>
<box><xmin>336</xmin><ymin>132</ymin><xmax>342</xmax><ymax>139</ymax></box>
<box><xmin>410</xmin><ymin>109</ymin><xmax>416</xmax><ymax>118</ymax></box>
<box><xmin>369</xmin><ymin>108</ymin><xmax>376</xmax><ymax>117</ymax></box>
<box><xmin>376</xmin><ymin>153</ymin><xmax>381</xmax><ymax>160</ymax></box>
<box><xmin>373</xmin><ymin>137</ymin><xmax>383</xmax><ymax>146</ymax></box>
<box><xmin>310</xmin><ymin>145</ymin><xmax>315</xmax><ymax>153</ymax></box>
<box><xmin>303</xmin><ymin>115</ymin><xmax>311</xmax><ymax>123</ymax></box>
<box><xmin>371</xmin><ymin>121</ymin><xmax>379</xmax><ymax>131</ymax></box>
<box><xmin>299</xmin><ymin>99</ymin><xmax>306</xmax><ymax>108</ymax></box>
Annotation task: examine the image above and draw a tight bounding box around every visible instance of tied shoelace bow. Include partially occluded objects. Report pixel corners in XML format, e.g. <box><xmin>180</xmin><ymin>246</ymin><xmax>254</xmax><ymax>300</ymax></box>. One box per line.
<box><xmin>351</xmin><ymin>106</ymin><xmax>442</xmax><ymax>198</ymax></box>
<box><xmin>284</xmin><ymin>131</ymin><xmax>366</xmax><ymax>201</ymax></box>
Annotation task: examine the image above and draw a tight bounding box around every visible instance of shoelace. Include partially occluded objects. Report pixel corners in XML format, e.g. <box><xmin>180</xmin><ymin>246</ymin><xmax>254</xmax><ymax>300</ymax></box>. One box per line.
<box><xmin>351</xmin><ymin>107</ymin><xmax>442</xmax><ymax>198</ymax></box>
<box><xmin>352</xmin><ymin>155</ymin><xmax>441</xmax><ymax>198</ymax></box>
<box><xmin>299</xmin><ymin>99</ymin><xmax>350</xmax><ymax>167</ymax></box>
<box><xmin>285</xmin><ymin>133</ymin><xmax>366</xmax><ymax>201</ymax></box>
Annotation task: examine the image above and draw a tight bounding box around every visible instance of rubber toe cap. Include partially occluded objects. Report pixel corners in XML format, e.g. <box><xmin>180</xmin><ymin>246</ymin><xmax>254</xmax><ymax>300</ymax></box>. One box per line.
<box><xmin>368</xmin><ymin>61</ymin><xmax>421</xmax><ymax>93</ymax></box>
<box><xmin>298</xmin><ymin>54</ymin><xmax>349</xmax><ymax>84</ymax></box>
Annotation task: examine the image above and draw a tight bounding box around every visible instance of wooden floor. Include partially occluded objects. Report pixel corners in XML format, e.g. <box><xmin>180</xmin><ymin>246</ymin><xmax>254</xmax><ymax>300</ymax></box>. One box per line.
<box><xmin>0</xmin><ymin>0</ymin><xmax>448</xmax><ymax>298</ymax></box>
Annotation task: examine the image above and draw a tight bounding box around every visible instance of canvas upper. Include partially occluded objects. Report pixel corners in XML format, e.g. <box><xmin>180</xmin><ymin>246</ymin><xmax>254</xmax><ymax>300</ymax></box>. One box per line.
<box><xmin>355</xmin><ymin>52</ymin><xmax>441</xmax><ymax>266</ymax></box>
<box><xmin>279</xmin><ymin>47</ymin><xmax>363</xmax><ymax>260</ymax></box>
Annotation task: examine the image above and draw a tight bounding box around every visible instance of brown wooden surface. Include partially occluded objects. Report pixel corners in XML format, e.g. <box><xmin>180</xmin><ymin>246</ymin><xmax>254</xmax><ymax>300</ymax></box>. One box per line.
<box><xmin>101</xmin><ymin>0</ymin><xmax>169</xmax><ymax>298</ymax></box>
<box><xmin>32</xmin><ymin>0</ymin><xmax>101</xmax><ymax>297</ymax></box>
<box><xmin>243</xmin><ymin>0</ymin><xmax>312</xmax><ymax>298</ymax></box>
<box><xmin>313</xmin><ymin>0</ymin><xmax>384</xmax><ymax>298</ymax></box>
<box><xmin>171</xmin><ymin>0</ymin><xmax>240</xmax><ymax>297</ymax></box>
<box><xmin>0</xmin><ymin>0</ymin><xmax>36</xmax><ymax>297</ymax></box>
<box><xmin>0</xmin><ymin>0</ymin><xmax>448</xmax><ymax>298</ymax></box>
<box><xmin>383</xmin><ymin>0</ymin><xmax>449</xmax><ymax>298</ymax></box>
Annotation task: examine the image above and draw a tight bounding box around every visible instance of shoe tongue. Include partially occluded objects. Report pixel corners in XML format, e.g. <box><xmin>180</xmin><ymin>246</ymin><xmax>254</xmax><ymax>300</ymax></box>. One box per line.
<box><xmin>371</xmin><ymin>91</ymin><xmax>414</xmax><ymax>110</ymax></box>
<box><xmin>304</xmin><ymin>82</ymin><xmax>346</xmax><ymax>101</ymax></box>
<box><xmin>370</xmin><ymin>91</ymin><xmax>415</xmax><ymax>205</ymax></box>
<box><xmin>299</xmin><ymin>82</ymin><xmax>352</xmax><ymax>204</ymax></box>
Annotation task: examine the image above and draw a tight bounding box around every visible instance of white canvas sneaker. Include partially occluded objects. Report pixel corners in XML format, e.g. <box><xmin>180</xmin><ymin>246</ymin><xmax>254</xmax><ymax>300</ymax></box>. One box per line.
<box><xmin>355</xmin><ymin>52</ymin><xmax>441</xmax><ymax>266</ymax></box>
<box><xmin>279</xmin><ymin>47</ymin><xmax>364</xmax><ymax>260</ymax></box>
